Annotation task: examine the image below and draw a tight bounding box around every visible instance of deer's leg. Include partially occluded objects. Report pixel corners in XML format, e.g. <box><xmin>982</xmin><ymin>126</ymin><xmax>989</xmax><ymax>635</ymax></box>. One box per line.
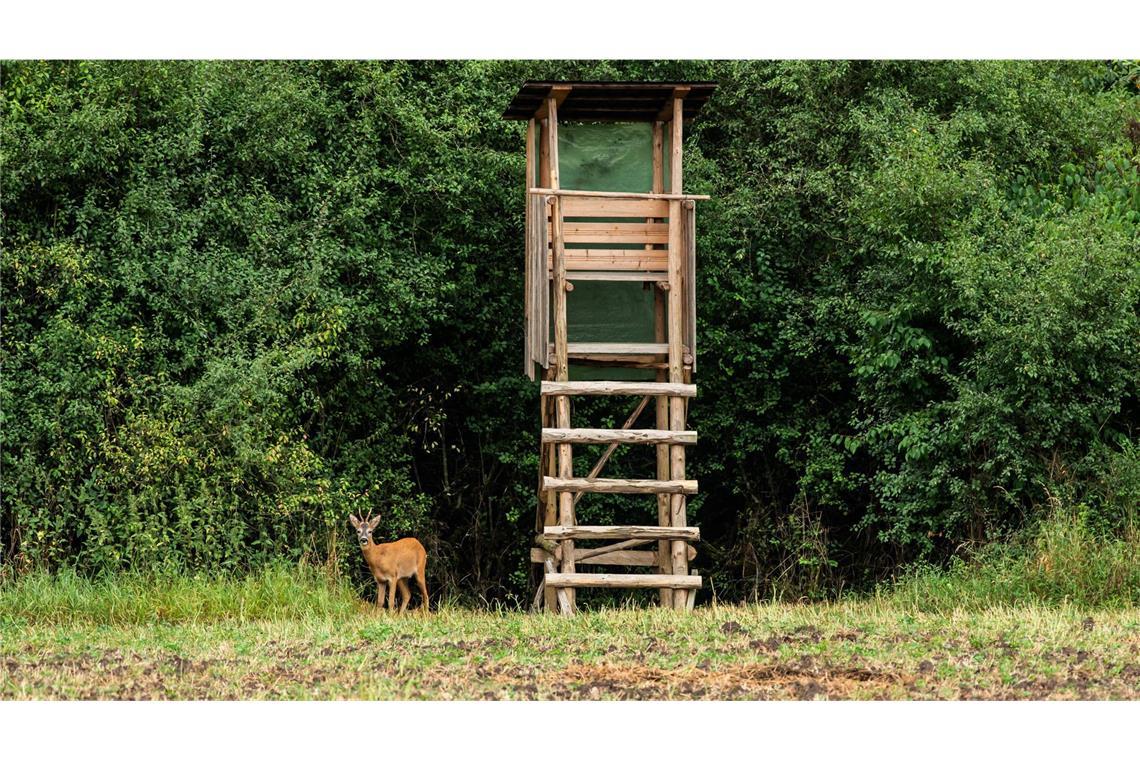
<box><xmin>417</xmin><ymin>557</ymin><xmax>429</xmax><ymax>612</ymax></box>
<box><xmin>375</xmin><ymin>581</ymin><xmax>385</xmax><ymax>609</ymax></box>
<box><xmin>397</xmin><ymin>579</ymin><xmax>411</xmax><ymax>613</ymax></box>
<box><xmin>386</xmin><ymin>578</ymin><xmax>396</xmax><ymax>612</ymax></box>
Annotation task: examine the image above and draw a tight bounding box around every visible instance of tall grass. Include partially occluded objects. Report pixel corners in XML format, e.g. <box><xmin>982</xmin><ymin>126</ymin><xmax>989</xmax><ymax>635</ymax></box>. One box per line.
<box><xmin>0</xmin><ymin>563</ymin><xmax>361</xmax><ymax>625</ymax></box>
<box><xmin>4</xmin><ymin>503</ymin><xmax>1137</xmax><ymax>625</ymax></box>
<box><xmin>886</xmin><ymin>504</ymin><xmax>1140</xmax><ymax>611</ymax></box>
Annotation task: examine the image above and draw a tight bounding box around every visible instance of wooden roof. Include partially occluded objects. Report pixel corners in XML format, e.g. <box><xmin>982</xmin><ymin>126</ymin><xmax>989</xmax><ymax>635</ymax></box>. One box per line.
<box><xmin>503</xmin><ymin>81</ymin><xmax>717</xmax><ymax>122</ymax></box>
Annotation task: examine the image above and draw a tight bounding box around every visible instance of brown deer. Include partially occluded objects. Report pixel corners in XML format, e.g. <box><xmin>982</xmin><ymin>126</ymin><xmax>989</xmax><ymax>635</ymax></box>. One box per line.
<box><xmin>349</xmin><ymin>512</ymin><xmax>430</xmax><ymax>613</ymax></box>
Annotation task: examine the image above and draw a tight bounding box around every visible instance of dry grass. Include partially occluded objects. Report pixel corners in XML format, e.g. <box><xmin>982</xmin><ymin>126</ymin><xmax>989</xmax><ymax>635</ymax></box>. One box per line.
<box><xmin>4</xmin><ymin>600</ymin><xmax>1138</xmax><ymax>699</ymax></box>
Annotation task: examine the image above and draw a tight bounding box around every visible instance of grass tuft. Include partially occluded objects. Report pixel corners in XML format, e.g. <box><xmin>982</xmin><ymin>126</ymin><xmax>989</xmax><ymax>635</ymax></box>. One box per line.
<box><xmin>884</xmin><ymin>505</ymin><xmax>1140</xmax><ymax>611</ymax></box>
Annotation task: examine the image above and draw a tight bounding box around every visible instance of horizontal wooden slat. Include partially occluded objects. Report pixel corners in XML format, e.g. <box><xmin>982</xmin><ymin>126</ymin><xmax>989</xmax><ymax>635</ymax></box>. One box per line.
<box><xmin>542</xmin><ymin>428</ymin><xmax>697</xmax><ymax>445</ymax></box>
<box><xmin>545</xmin><ymin>573</ymin><xmax>702</xmax><ymax>589</ymax></box>
<box><xmin>552</xmin><ymin>223</ymin><xmax>670</xmax><ymax>245</ymax></box>
<box><xmin>545</xmin><ymin>525</ymin><xmax>700</xmax><ymax>541</ymax></box>
<box><xmin>541</xmin><ymin>381</ymin><xmax>696</xmax><ymax>397</ymax></box>
<box><xmin>564</xmin><ymin>271</ymin><xmax>668</xmax><ymax>282</ymax></box>
<box><xmin>548</xmin><ymin>249</ymin><xmax>668</xmax><ymax>271</ymax></box>
<box><xmin>560</xmin><ymin>197</ymin><xmax>669</xmax><ymax>218</ymax></box>
<box><xmin>557</xmin><ymin>260</ymin><xmax>668</xmax><ymax>272</ymax></box>
<box><xmin>530</xmin><ymin>548</ymin><xmax>658</xmax><ymax>567</ymax></box>
<box><xmin>565</xmin><ymin>342</ymin><xmax>668</xmax><ymax>355</ymax></box>
<box><xmin>527</xmin><ymin>188</ymin><xmax>710</xmax><ymax>201</ymax></box>
<box><xmin>561</xmin><ymin>223</ymin><xmax>670</xmax><ymax>245</ymax></box>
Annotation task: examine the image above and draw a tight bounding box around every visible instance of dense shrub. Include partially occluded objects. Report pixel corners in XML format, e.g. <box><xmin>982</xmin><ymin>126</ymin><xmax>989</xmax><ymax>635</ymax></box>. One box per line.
<box><xmin>2</xmin><ymin>61</ymin><xmax>1137</xmax><ymax>602</ymax></box>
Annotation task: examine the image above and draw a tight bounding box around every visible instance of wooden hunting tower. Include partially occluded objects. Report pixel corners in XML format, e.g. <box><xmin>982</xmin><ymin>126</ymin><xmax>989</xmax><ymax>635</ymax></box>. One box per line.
<box><xmin>505</xmin><ymin>81</ymin><xmax>716</xmax><ymax>613</ymax></box>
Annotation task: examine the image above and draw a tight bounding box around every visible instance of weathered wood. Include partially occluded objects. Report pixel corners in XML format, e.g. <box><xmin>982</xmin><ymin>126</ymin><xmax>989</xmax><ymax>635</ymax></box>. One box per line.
<box><xmin>554</xmin><ymin>259</ymin><xmax>668</xmax><ymax>272</ymax></box>
<box><xmin>542</xmin><ymin>428</ymin><xmax>696</xmax><ymax>445</ymax></box>
<box><xmin>542</xmin><ymin>370</ymin><xmax>558</xmax><ymax>612</ymax></box>
<box><xmin>548</xmin><ymin>247</ymin><xmax>670</xmax><ymax>260</ymax></box>
<box><xmin>574</xmin><ymin>537</ymin><xmax>652</xmax><ymax>561</ymax></box>
<box><xmin>534</xmin><ymin>535</ymin><xmax>561</xmax><ymax>558</ymax></box>
<box><xmin>531</xmin><ymin>548</ymin><xmax>658</xmax><ymax>567</ymax></box>
<box><xmin>537</xmin><ymin>197</ymin><xmax>550</xmax><ymax>369</ymax></box>
<box><xmin>524</xmin><ymin>119</ymin><xmax>536</xmax><ymax>379</ymax></box>
<box><xmin>541</xmin><ymin>381</ymin><xmax>696</xmax><ymax>398</ymax></box>
<box><xmin>547</xmin><ymin>96</ymin><xmax>561</xmax><ymax>189</ymax></box>
<box><xmin>528</xmin><ymin>188</ymin><xmax>710</xmax><ymax>201</ymax></box>
<box><xmin>565</xmin><ymin>342</ymin><xmax>668</xmax><ymax>356</ymax></box>
<box><xmin>545</xmin><ymin>573</ymin><xmax>702</xmax><ymax>590</ymax></box>
<box><xmin>653</xmin><ymin>277</ymin><xmax>673</xmax><ymax>608</ymax></box>
<box><xmin>547</xmin><ymin>93</ymin><xmax>574</xmax><ymax>612</ymax></box>
<box><xmin>670</xmin><ymin>96</ymin><xmax>684</xmax><ymax>196</ymax></box>
<box><xmin>544</xmin><ymin>525</ymin><xmax>699</xmax><ymax>541</ymax></box>
<box><xmin>545</xmin><ymin>558</ymin><xmax>571</xmax><ymax>615</ymax></box>
<box><xmin>657</xmin><ymin>85</ymin><xmax>691</xmax><ymax>121</ymax></box>
<box><xmin>555</xmin><ymin>222</ymin><xmax>670</xmax><ymax>245</ymax></box>
<box><xmin>548</xmin><ymin>249</ymin><xmax>668</xmax><ymax>271</ymax></box>
<box><xmin>564</xmin><ymin>271</ymin><xmax>669</xmax><ymax>282</ymax></box>
<box><xmin>649</xmin><ymin>121</ymin><xmax>664</xmax><ymax>257</ymax></box>
<box><xmin>560</xmin><ymin>196</ymin><xmax>669</xmax><ymax>218</ymax></box>
<box><xmin>668</xmin><ymin>94</ymin><xmax>689</xmax><ymax>610</ymax></box>
<box><xmin>570</xmin><ymin>395</ymin><xmax>650</xmax><ymax>510</ymax></box>
<box><xmin>538</xmin><ymin>119</ymin><xmax>550</xmax><ymax>188</ymax></box>
<box><xmin>534</xmin><ymin>84</ymin><xmax>572</xmax><ymax>121</ymax></box>
<box><xmin>683</xmin><ymin>200</ymin><xmax>697</xmax><ymax>373</ymax></box>
<box><xmin>544</xmin><ymin>477</ymin><xmax>697</xmax><ymax>495</ymax></box>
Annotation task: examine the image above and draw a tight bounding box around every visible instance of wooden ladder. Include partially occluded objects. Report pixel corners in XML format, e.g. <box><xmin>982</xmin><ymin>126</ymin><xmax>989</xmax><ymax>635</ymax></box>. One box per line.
<box><xmin>535</xmin><ymin>380</ymin><xmax>699</xmax><ymax>614</ymax></box>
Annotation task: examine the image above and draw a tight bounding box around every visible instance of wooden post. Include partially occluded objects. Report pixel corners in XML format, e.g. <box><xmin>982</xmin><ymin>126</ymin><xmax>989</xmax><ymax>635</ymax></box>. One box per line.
<box><xmin>667</xmin><ymin>94</ymin><xmax>689</xmax><ymax>609</ymax></box>
<box><xmin>651</xmin><ymin>121</ymin><xmax>668</xmax><ymax>610</ymax></box>
<box><xmin>524</xmin><ymin>119</ymin><xmax>535</xmax><ymax>378</ymax></box>
<box><xmin>541</xmin><ymin>365</ymin><xmax>558</xmax><ymax>613</ymax></box>
<box><xmin>547</xmin><ymin>95</ymin><xmax>574</xmax><ymax>613</ymax></box>
<box><xmin>539</xmin><ymin>119</ymin><xmax>550</xmax><ymax>189</ymax></box>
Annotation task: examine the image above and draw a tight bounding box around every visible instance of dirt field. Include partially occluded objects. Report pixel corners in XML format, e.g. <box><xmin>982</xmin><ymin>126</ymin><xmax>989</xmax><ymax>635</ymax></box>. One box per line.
<box><xmin>3</xmin><ymin>602</ymin><xmax>1139</xmax><ymax>699</ymax></box>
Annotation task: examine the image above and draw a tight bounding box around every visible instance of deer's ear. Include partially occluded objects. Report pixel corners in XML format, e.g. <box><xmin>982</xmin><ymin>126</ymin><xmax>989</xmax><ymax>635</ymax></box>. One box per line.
<box><xmin>349</xmin><ymin>515</ymin><xmax>361</xmax><ymax>529</ymax></box>
<box><xmin>367</xmin><ymin>515</ymin><xmax>382</xmax><ymax>531</ymax></box>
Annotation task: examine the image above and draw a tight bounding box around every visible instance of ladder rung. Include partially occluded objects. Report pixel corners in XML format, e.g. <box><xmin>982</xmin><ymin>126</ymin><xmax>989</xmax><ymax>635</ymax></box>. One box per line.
<box><xmin>541</xmin><ymin>381</ymin><xmax>696</xmax><ymax>397</ymax></box>
<box><xmin>530</xmin><ymin>548</ymin><xmax>658</xmax><ymax>567</ymax></box>
<box><xmin>544</xmin><ymin>525</ymin><xmax>699</xmax><ymax>541</ymax></box>
<box><xmin>543</xmin><ymin>477</ymin><xmax>697</xmax><ymax>495</ymax></box>
<box><xmin>544</xmin><ymin>572</ymin><xmax>702</xmax><ymax>589</ymax></box>
<box><xmin>542</xmin><ymin>428</ymin><xmax>696</xmax><ymax>445</ymax></box>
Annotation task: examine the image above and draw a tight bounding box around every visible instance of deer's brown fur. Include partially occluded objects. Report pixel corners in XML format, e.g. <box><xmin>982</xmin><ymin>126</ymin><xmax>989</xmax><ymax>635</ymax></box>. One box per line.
<box><xmin>349</xmin><ymin>514</ymin><xmax>429</xmax><ymax>613</ymax></box>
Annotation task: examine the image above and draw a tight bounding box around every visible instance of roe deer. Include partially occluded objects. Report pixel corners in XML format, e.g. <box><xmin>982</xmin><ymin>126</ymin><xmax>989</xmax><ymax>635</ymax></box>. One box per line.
<box><xmin>349</xmin><ymin>513</ymin><xmax>429</xmax><ymax>613</ymax></box>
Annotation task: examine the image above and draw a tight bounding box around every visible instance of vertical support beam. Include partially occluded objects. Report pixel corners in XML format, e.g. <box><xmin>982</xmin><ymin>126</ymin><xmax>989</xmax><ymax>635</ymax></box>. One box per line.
<box><xmin>547</xmin><ymin>99</ymin><xmax>561</xmax><ymax>191</ymax></box>
<box><xmin>651</xmin><ymin>119</ymin><xmax>673</xmax><ymax>608</ymax></box>
<box><xmin>539</xmin><ymin>119</ymin><xmax>550</xmax><ymax>188</ymax></box>
<box><xmin>654</xmin><ymin>286</ymin><xmax>673</xmax><ymax>609</ymax></box>
<box><xmin>546</xmin><ymin>95</ymin><xmax>574</xmax><ymax>612</ymax></box>
<box><xmin>542</xmin><ymin>366</ymin><xmax>558</xmax><ymax>613</ymax></box>
<box><xmin>524</xmin><ymin>119</ymin><xmax>536</xmax><ymax>379</ymax></box>
<box><xmin>667</xmin><ymin>95</ymin><xmax>689</xmax><ymax>609</ymax></box>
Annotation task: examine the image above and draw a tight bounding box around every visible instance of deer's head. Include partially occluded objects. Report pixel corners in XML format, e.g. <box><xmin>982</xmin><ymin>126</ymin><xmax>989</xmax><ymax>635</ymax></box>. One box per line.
<box><xmin>349</xmin><ymin>513</ymin><xmax>382</xmax><ymax>548</ymax></box>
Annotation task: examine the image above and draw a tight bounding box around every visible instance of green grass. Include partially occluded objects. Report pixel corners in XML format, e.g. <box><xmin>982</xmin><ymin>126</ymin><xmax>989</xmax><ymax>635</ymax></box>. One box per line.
<box><xmin>886</xmin><ymin>507</ymin><xmax>1140</xmax><ymax>611</ymax></box>
<box><xmin>0</xmin><ymin>563</ymin><xmax>361</xmax><ymax>625</ymax></box>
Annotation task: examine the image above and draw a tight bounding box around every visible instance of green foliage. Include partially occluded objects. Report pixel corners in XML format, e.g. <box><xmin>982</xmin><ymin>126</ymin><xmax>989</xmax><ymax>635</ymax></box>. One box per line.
<box><xmin>2</xmin><ymin>61</ymin><xmax>1138</xmax><ymax>603</ymax></box>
